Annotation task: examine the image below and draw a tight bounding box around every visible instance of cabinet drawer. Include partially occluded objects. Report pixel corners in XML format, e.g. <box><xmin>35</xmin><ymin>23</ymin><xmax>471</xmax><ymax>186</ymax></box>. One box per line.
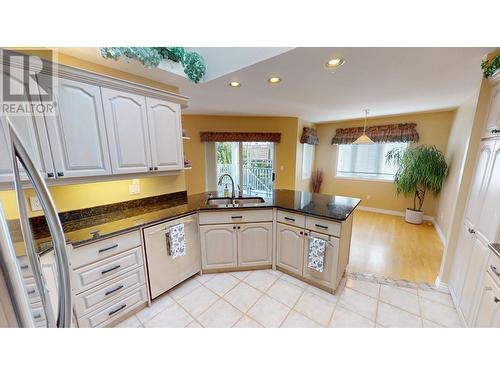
<box><xmin>199</xmin><ymin>209</ymin><xmax>273</xmax><ymax>225</ymax></box>
<box><xmin>487</xmin><ymin>251</ymin><xmax>500</xmax><ymax>285</ymax></box>
<box><xmin>69</xmin><ymin>230</ymin><xmax>141</xmax><ymax>269</ymax></box>
<box><xmin>277</xmin><ymin>210</ymin><xmax>305</xmax><ymax>227</ymax></box>
<box><xmin>74</xmin><ymin>267</ymin><xmax>145</xmax><ymax>317</ymax></box>
<box><xmin>77</xmin><ymin>286</ymin><xmax>147</xmax><ymax>328</ymax></box>
<box><xmin>305</xmin><ymin>216</ymin><xmax>341</xmax><ymax>237</ymax></box>
<box><xmin>73</xmin><ymin>247</ymin><xmax>143</xmax><ymax>293</ymax></box>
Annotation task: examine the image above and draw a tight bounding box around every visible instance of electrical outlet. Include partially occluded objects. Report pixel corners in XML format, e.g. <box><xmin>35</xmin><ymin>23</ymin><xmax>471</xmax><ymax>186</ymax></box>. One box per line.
<box><xmin>129</xmin><ymin>184</ymin><xmax>140</xmax><ymax>195</ymax></box>
<box><xmin>29</xmin><ymin>196</ymin><xmax>42</xmax><ymax>211</ymax></box>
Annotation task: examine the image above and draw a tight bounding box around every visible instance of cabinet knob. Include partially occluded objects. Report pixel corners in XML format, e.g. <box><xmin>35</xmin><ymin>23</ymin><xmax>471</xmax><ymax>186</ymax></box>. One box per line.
<box><xmin>149</xmin><ymin>167</ymin><xmax>153</xmax><ymax>171</ymax></box>
<box><xmin>494</xmin><ymin>297</ymin><xmax>500</xmax><ymax>304</ymax></box>
<box><xmin>233</xmin><ymin>226</ymin><xmax>236</xmax><ymax>229</ymax></box>
<box><xmin>154</xmin><ymin>166</ymin><xmax>158</xmax><ymax>171</ymax></box>
<box><xmin>491</xmin><ymin>129</ymin><xmax>500</xmax><ymax>134</ymax></box>
<box><xmin>57</xmin><ymin>172</ymin><xmax>64</xmax><ymax>177</ymax></box>
<box><xmin>47</xmin><ymin>172</ymin><xmax>54</xmax><ymax>178</ymax></box>
<box><xmin>468</xmin><ymin>228</ymin><xmax>475</xmax><ymax>234</ymax></box>
<box><xmin>490</xmin><ymin>265</ymin><xmax>500</xmax><ymax>277</ymax></box>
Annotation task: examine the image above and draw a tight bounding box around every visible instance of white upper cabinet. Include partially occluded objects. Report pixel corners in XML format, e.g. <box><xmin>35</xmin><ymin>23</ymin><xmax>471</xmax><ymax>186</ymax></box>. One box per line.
<box><xmin>43</xmin><ymin>78</ymin><xmax>111</xmax><ymax>178</ymax></box>
<box><xmin>477</xmin><ymin>140</ymin><xmax>500</xmax><ymax>243</ymax></box>
<box><xmin>101</xmin><ymin>88</ymin><xmax>152</xmax><ymax>174</ymax></box>
<box><xmin>484</xmin><ymin>82</ymin><xmax>500</xmax><ymax>138</ymax></box>
<box><xmin>146</xmin><ymin>98</ymin><xmax>183</xmax><ymax>171</ymax></box>
<box><xmin>0</xmin><ymin>73</ymin><xmax>54</xmax><ymax>182</ymax></box>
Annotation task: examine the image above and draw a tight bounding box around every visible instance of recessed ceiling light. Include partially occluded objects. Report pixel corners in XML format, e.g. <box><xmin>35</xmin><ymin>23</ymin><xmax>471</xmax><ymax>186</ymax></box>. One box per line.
<box><xmin>228</xmin><ymin>81</ymin><xmax>241</xmax><ymax>87</ymax></box>
<box><xmin>325</xmin><ymin>58</ymin><xmax>345</xmax><ymax>68</ymax></box>
<box><xmin>267</xmin><ymin>77</ymin><xmax>282</xmax><ymax>84</ymax></box>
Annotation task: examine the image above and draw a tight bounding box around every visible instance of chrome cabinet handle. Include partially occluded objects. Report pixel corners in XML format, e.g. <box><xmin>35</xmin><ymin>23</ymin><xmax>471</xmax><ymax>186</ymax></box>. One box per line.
<box><xmin>105</xmin><ymin>284</ymin><xmax>124</xmax><ymax>296</ymax></box>
<box><xmin>315</xmin><ymin>224</ymin><xmax>328</xmax><ymax>230</ymax></box>
<box><xmin>98</xmin><ymin>244</ymin><xmax>118</xmax><ymax>253</ymax></box>
<box><xmin>490</xmin><ymin>265</ymin><xmax>500</xmax><ymax>277</ymax></box>
<box><xmin>108</xmin><ymin>304</ymin><xmax>127</xmax><ymax>316</ymax></box>
<box><xmin>101</xmin><ymin>264</ymin><xmax>121</xmax><ymax>275</ymax></box>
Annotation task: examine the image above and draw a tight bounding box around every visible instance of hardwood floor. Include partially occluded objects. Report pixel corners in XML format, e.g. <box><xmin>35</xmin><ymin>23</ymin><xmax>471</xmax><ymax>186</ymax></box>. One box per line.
<box><xmin>348</xmin><ymin>210</ymin><xmax>444</xmax><ymax>284</ymax></box>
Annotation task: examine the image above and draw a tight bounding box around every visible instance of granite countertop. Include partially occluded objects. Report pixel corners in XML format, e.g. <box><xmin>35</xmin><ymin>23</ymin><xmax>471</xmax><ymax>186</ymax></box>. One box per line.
<box><xmin>23</xmin><ymin>189</ymin><xmax>360</xmax><ymax>250</ymax></box>
<box><xmin>489</xmin><ymin>243</ymin><xmax>500</xmax><ymax>257</ymax></box>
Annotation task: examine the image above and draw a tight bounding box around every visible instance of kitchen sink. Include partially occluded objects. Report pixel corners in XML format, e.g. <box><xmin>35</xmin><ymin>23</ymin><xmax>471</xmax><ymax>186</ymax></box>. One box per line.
<box><xmin>206</xmin><ymin>197</ymin><xmax>265</xmax><ymax>206</ymax></box>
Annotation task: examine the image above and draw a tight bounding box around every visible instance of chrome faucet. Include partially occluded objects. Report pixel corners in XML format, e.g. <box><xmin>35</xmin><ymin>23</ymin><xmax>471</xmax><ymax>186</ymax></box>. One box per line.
<box><xmin>218</xmin><ymin>173</ymin><xmax>235</xmax><ymax>198</ymax></box>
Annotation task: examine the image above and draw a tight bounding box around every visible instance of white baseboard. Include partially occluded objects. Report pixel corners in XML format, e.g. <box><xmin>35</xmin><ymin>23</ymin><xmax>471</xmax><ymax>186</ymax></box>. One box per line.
<box><xmin>431</xmin><ymin>219</ymin><xmax>448</xmax><ymax>247</ymax></box>
<box><xmin>357</xmin><ymin>205</ymin><xmax>434</xmax><ymax>221</ymax></box>
<box><xmin>434</xmin><ymin>276</ymin><xmax>449</xmax><ymax>292</ymax></box>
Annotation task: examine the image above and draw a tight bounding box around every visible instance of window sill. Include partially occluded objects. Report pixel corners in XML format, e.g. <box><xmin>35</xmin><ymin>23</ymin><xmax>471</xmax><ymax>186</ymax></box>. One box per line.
<box><xmin>335</xmin><ymin>175</ymin><xmax>395</xmax><ymax>183</ymax></box>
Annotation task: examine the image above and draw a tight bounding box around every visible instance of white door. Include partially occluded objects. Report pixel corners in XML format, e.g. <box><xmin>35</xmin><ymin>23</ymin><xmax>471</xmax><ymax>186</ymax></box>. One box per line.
<box><xmin>44</xmin><ymin>78</ymin><xmax>111</xmax><ymax>178</ymax></box>
<box><xmin>459</xmin><ymin>237</ymin><xmax>490</xmax><ymax>326</ymax></box>
<box><xmin>0</xmin><ymin>73</ymin><xmax>54</xmax><ymax>182</ymax></box>
<box><xmin>464</xmin><ymin>139</ymin><xmax>495</xmax><ymax>227</ymax></box>
<box><xmin>449</xmin><ymin>220</ymin><xmax>476</xmax><ymax>303</ymax></box>
<box><xmin>101</xmin><ymin>88</ymin><xmax>152</xmax><ymax>174</ymax></box>
<box><xmin>475</xmin><ymin>272</ymin><xmax>500</xmax><ymax>327</ymax></box>
<box><xmin>302</xmin><ymin>231</ymin><xmax>339</xmax><ymax>290</ymax></box>
<box><xmin>146</xmin><ymin>97</ymin><xmax>183</xmax><ymax>171</ymax></box>
<box><xmin>199</xmin><ymin>224</ymin><xmax>237</xmax><ymax>270</ymax></box>
<box><xmin>276</xmin><ymin>223</ymin><xmax>304</xmax><ymax>275</ymax></box>
<box><xmin>477</xmin><ymin>140</ymin><xmax>500</xmax><ymax>243</ymax></box>
<box><xmin>237</xmin><ymin>222</ymin><xmax>273</xmax><ymax>267</ymax></box>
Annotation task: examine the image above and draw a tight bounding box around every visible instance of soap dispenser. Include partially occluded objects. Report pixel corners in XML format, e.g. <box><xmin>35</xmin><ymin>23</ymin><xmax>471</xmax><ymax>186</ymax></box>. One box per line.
<box><xmin>223</xmin><ymin>184</ymin><xmax>229</xmax><ymax>197</ymax></box>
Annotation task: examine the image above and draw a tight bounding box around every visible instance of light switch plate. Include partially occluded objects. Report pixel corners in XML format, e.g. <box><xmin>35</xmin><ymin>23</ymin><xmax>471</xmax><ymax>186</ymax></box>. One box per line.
<box><xmin>29</xmin><ymin>196</ymin><xmax>42</xmax><ymax>211</ymax></box>
<box><xmin>129</xmin><ymin>184</ymin><xmax>140</xmax><ymax>195</ymax></box>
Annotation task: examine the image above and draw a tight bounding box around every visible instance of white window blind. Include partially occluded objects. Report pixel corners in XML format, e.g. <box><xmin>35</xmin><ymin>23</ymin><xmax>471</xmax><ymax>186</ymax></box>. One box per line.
<box><xmin>336</xmin><ymin>142</ymin><xmax>408</xmax><ymax>180</ymax></box>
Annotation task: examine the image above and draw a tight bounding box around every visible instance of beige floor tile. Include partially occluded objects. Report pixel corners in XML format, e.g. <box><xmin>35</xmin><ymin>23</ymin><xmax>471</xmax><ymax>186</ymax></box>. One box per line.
<box><xmin>168</xmin><ymin>277</ymin><xmax>202</xmax><ymax>301</ymax></box>
<box><xmin>244</xmin><ymin>270</ymin><xmax>279</xmax><ymax>292</ymax></box>
<box><xmin>266</xmin><ymin>279</ymin><xmax>304</xmax><ymax>307</ymax></box>
<box><xmin>329</xmin><ymin>306</ymin><xmax>375</xmax><ymax>328</ymax></box>
<box><xmin>266</xmin><ymin>269</ymin><xmax>284</xmax><ymax>278</ymax></box>
<box><xmin>136</xmin><ymin>294</ymin><xmax>175</xmax><ymax>324</ymax></box>
<box><xmin>418</xmin><ymin>289</ymin><xmax>454</xmax><ymax>307</ymax></box>
<box><xmin>248</xmin><ymin>295</ymin><xmax>290</xmax><ymax>327</ymax></box>
<box><xmin>339</xmin><ymin>287</ymin><xmax>378</xmax><ymax>321</ymax></box>
<box><xmin>346</xmin><ymin>278</ymin><xmax>380</xmax><ymax>299</ymax></box>
<box><xmin>195</xmin><ymin>273</ymin><xmax>216</xmax><ymax>284</ymax></box>
<box><xmin>377</xmin><ymin>302</ymin><xmax>422</xmax><ymax>328</ymax></box>
<box><xmin>281</xmin><ymin>310</ymin><xmax>321</xmax><ymax>328</ymax></box>
<box><xmin>230</xmin><ymin>271</ymin><xmax>251</xmax><ymax>280</ymax></box>
<box><xmin>177</xmin><ymin>285</ymin><xmax>219</xmax><ymax>317</ymax></box>
<box><xmin>422</xmin><ymin>319</ymin><xmax>444</xmax><ymax>328</ymax></box>
<box><xmin>294</xmin><ymin>291</ymin><xmax>336</xmax><ymax>326</ymax></box>
<box><xmin>306</xmin><ymin>285</ymin><xmax>339</xmax><ymax>303</ymax></box>
<box><xmin>204</xmin><ymin>273</ymin><xmax>239</xmax><ymax>296</ymax></box>
<box><xmin>280</xmin><ymin>273</ymin><xmax>309</xmax><ymax>288</ymax></box>
<box><xmin>198</xmin><ymin>299</ymin><xmax>243</xmax><ymax>328</ymax></box>
<box><xmin>186</xmin><ymin>320</ymin><xmax>203</xmax><ymax>328</ymax></box>
<box><xmin>224</xmin><ymin>282</ymin><xmax>262</xmax><ymax>312</ymax></box>
<box><xmin>419</xmin><ymin>297</ymin><xmax>462</xmax><ymax>327</ymax></box>
<box><xmin>144</xmin><ymin>304</ymin><xmax>193</xmax><ymax>328</ymax></box>
<box><xmin>233</xmin><ymin>315</ymin><xmax>263</xmax><ymax>328</ymax></box>
<box><xmin>114</xmin><ymin>315</ymin><xmax>142</xmax><ymax>328</ymax></box>
<box><xmin>379</xmin><ymin>284</ymin><xmax>420</xmax><ymax>316</ymax></box>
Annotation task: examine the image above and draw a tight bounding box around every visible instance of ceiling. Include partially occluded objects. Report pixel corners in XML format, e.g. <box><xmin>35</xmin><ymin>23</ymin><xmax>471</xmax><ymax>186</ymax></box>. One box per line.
<box><xmin>60</xmin><ymin>47</ymin><xmax>492</xmax><ymax>123</ymax></box>
<box><xmin>179</xmin><ymin>47</ymin><xmax>492</xmax><ymax>122</ymax></box>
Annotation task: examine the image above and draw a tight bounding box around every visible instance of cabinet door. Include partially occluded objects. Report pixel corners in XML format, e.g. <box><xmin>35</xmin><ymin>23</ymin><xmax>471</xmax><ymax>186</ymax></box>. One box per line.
<box><xmin>475</xmin><ymin>272</ymin><xmax>500</xmax><ymax>327</ymax></box>
<box><xmin>145</xmin><ymin>97</ymin><xmax>183</xmax><ymax>171</ymax></box>
<box><xmin>464</xmin><ymin>140</ymin><xmax>495</xmax><ymax>226</ymax></box>
<box><xmin>0</xmin><ymin>73</ymin><xmax>54</xmax><ymax>182</ymax></box>
<box><xmin>200</xmin><ymin>224</ymin><xmax>237</xmax><ymax>270</ymax></box>
<box><xmin>484</xmin><ymin>83</ymin><xmax>500</xmax><ymax>138</ymax></box>
<box><xmin>302</xmin><ymin>231</ymin><xmax>339</xmax><ymax>290</ymax></box>
<box><xmin>477</xmin><ymin>141</ymin><xmax>500</xmax><ymax>243</ymax></box>
<box><xmin>276</xmin><ymin>223</ymin><xmax>304</xmax><ymax>275</ymax></box>
<box><xmin>449</xmin><ymin>221</ymin><xmax>476</xmax><ymax>302</ymax></box>
<box><xmin>237</xmin><ymin>222</ymin><xmax>272</xmax><ymax>267</ymax></box>
<box><xmin>44</xmin><ymin>78</ymin><xmax>111</xmax><ymax>178</ymax></box>
<box><xmin>101</xmin><ymin>88</ymin><xmax>152</xmax><ymax>174</ymax></box>
<box><xmin>459</xmin><ymin>237</ymin><xmax>490</xmax><ymax>326</ymax></box>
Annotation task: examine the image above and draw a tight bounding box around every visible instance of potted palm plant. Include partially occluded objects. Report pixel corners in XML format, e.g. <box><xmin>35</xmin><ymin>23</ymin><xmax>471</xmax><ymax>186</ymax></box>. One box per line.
<box><xmin>386</xmin><ymin>145</ymin><xmax>448</xmax><ymax>224</ymax></box>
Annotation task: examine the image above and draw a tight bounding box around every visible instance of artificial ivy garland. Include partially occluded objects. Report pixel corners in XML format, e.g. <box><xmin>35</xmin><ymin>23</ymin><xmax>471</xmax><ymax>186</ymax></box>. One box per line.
<box><xmin>98</xmin><ymin>47</ymin><xmax>206</xmax><ymax>83</ymax></box>
<box><xmin>481</xmin><ymin>55</ymin><xmax>500</xmax><ymax>78</ymax></box>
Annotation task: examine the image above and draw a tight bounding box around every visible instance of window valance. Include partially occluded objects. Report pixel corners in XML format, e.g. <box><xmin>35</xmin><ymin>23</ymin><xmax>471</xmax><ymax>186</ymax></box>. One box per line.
<box><xmin>331</xmin><ymin>123</ymin><xmax>419</xmax><ymax>145</ymax></box>
<box><xmin>300</xmin><ymin>127</ymin><xmax>319</xmax><ymax>145</ymax></box>
<box><xmin>200</xmin><ymin>132</ymin><xmax>281</xmax><ymax>143</ymax></box>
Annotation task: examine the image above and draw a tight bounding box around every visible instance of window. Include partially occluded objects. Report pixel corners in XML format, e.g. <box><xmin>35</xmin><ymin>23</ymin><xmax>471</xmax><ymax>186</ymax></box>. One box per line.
<box><xmin>302</xmin><ymin>143</ymin><xmax>313</xmax><ymax>179</ymax></box>
<box><xmin>336</xmin><ymin>142</ymin><xmax>408</xmax><ymax>180</ymax></box>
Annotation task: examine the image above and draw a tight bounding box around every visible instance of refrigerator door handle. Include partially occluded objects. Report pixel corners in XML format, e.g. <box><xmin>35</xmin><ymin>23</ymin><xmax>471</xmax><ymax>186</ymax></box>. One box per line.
<box><xmin>7</xmin><ymin>117</ymin><xmax>72</xmax><ymax>328</ymax></box>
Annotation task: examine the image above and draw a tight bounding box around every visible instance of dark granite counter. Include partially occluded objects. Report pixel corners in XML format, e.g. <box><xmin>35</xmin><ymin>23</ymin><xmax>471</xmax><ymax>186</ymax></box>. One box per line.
<box><xmin>489</xmin><ymin>243</ymin><xmax>500</xmax><ymax>257</ymax></box>
<box><xmin>27</xmin><ymin>189</ymin><xmax>360</xmax><ymax>249</ymax></box>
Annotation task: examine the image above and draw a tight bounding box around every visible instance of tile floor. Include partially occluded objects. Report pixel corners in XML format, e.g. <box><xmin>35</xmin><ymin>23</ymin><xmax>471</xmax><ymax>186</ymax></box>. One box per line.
<box><xmin>115</xmin><ymin>269</ymin><xmax>463</xmax><ymax>328</ymax></box>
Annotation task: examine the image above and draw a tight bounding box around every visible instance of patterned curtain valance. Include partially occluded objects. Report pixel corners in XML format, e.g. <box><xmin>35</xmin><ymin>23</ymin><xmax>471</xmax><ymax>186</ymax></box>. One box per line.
<box><xmin>331</xmin><ymin>123</ymin><xmax>419</xmax><ymax>145</ymax></box>
<box><xmin>200</xmin><ymin>132</ymin><xmax>281</xmax><ymax>143</ymax></box>
<box><xmin>300</xmin><ymin>127</ymin><xmax>319</xmax><ymax>145</ymax></box>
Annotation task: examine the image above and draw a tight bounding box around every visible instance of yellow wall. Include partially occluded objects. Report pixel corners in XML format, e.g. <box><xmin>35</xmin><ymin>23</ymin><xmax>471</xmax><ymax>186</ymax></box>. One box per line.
<box><xmin>182</xmin><ymin>115</ymin><xmax>301</xmax><ymax>194</ymax></box>
<box><xmin>313</xmin><ymin>110</ymin><xmax>455</xmax><ymax>216</ymax></box>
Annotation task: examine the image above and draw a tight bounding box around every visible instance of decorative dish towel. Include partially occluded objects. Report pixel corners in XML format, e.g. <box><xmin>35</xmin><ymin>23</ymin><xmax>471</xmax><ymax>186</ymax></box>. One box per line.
<box><xmin>167</xmin><ymin>223</ymin><xmax>186</xmax><ymax>259</ymax></box>
<box><xmin>307</xmin><ymin>237</ymin><xmax>326</xmax><ymax>272</ymax></box>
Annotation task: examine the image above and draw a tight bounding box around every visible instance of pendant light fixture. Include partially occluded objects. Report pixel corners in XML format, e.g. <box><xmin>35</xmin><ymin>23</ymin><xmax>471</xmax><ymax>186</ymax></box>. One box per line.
<box><xmin>353</xmin><ymin>109</ymin><xmax>374</xmax><ymax>144</ymax></box>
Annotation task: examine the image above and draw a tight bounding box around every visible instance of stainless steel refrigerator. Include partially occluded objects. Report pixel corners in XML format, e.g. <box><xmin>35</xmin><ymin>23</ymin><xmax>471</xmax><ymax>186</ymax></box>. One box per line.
<box><xmin>0</xmin><ymin>116</ymin><xmax>72</xmax><ymax>327</ymax></box>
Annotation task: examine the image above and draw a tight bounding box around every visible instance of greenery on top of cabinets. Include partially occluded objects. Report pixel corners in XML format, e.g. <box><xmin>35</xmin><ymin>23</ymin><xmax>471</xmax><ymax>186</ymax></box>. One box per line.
<box><xmin>98</xmin><ymin>47</ymin><xmax>206</xmax><ymax>83</ymax></box>
<box><xmin>481</xmin><ymin>55</ymin><xmax>500</xmax><ymax>78</ymax></box>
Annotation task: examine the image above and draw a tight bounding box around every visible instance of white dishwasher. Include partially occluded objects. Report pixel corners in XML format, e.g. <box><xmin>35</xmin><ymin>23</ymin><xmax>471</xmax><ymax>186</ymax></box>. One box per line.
<box><xmin>143</xmin><ymin>214</ymin><xmax>201</xmax><ymax>299</ymax></box>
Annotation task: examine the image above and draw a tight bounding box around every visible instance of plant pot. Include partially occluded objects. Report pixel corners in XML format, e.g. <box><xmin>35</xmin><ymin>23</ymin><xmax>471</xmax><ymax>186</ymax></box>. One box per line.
<box><xmin>405</xmin><ymin>208</ymin><xmax>423</xmax><ymax>224</ymax></box>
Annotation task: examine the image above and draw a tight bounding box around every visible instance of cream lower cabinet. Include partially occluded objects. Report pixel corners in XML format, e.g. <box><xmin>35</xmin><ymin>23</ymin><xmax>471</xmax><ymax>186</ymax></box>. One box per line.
<box><xmin>475</xmin><ymin>272</ymin><xmax>500</xmax><ymax>327</ymax></box>
<box><xmin>237</xmin><ymin>222</ymin><xmax>273</xmax><ymax>267</ymax></box>
<box><xmin>200</xmin><ymin>224</ymin><xmax>238</xmax><ymax>270</ymax></box>
<box><xmin>303</xmin><ymin>231</ymin><xmax>340</xmax><ymax>290</ymax></box>
<box><xmin>449</xmin><ymin>221</ymin><xmax>477</xmax><ymax>302</ymax></box>
<box><xmin>276</xmin><ymin>223</ymin><xmax>304</xmax><ymax>275</ymax></box>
